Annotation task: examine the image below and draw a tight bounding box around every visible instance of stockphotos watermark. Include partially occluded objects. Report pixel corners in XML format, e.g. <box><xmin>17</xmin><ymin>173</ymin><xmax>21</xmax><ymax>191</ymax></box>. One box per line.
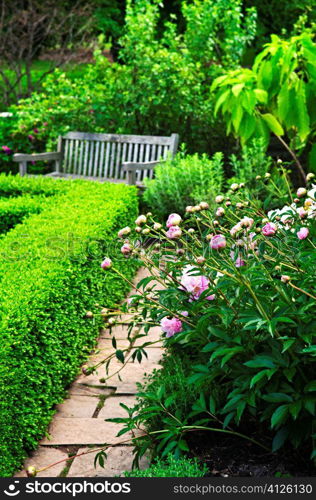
<box><xmin>2</xmin><ymin>480</ymin><xmax>131</xmax><ymax>497</ymax></box>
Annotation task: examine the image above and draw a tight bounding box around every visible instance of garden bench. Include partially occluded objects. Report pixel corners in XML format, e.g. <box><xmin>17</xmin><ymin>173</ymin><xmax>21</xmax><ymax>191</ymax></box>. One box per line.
<box><xmin>13</xmin><ymin>132</ymin><xmax>179</xmax><ymax>185</ymax></box>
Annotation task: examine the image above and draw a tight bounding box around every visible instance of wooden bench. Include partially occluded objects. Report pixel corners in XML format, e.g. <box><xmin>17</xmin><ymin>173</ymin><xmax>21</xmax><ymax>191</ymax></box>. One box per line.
<box><xmin>13</xmin><ymin>132</ymin><xmax>179</xmax><ymax>185</ymax></box>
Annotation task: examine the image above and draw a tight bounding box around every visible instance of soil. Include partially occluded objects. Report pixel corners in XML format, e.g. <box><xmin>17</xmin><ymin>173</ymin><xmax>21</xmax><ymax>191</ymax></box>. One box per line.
<box><xmin>187</xmin><ymin>432</ymin><xmax>316</xmax><ymax>477</ymax></box>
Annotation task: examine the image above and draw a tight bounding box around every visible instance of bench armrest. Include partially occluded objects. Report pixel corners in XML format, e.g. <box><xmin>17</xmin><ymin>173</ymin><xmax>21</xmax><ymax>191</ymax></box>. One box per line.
<box><xmin>13</xmin><ymin>152</ymin><xmax>62</xmax><ymax>177</ymax></box>
<box><xmin>13</xmin><ymin>152</ymin><xmax>61</xmax><ymax>162</ymax></box>
<box><xmin>122</xmin><ymin>161</ymin><xmax>162</xmax><ymax>184</ymax></box>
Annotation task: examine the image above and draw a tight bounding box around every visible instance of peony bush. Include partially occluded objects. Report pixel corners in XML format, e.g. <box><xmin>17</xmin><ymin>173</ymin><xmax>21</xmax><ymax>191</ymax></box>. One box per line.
<box><xmin>99</xmin><ymin>174</ymin><xmax>316</xmax><ymax>462</ymax></box>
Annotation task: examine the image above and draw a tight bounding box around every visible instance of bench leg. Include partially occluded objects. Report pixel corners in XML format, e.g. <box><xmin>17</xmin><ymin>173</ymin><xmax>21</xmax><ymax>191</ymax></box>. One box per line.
<box><xmin>127</xmin><ymin>170</ymin><xmax>136</xmax><ymax>185</ymax></box>
<box><xmin>19</xmin><ymin>161</ymin><xmax>27</xmax><ymax>176</ymax></box>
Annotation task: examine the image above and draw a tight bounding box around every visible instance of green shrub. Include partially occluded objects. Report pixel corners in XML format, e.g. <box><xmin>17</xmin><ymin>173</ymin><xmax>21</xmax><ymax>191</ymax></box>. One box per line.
<box><xmin>0</xmin><ymin>195</ymin><xmax>48</xmax><ymax>234</ymax></box>
<box><xmin>0</xmin><ymin>173</ymin><xmax>69</xmax><ymax>198</ymax></box>
<box><xmin>105</xmin><ymin>176</ymin><xmax>316</xmax><ymax>462</ymax></box>
<box><xmin>0</xmin><ymin>176</ymin><xmax>139</xmax><ymax>477</ymax></box>
<box><xmin>143</xmin><ymin>152</ymin><xmax>224</xmax><ymax>218</ymax></box>
<box><xmin>123</xmin><ymin>454</ymin><xmax>207</xmax><ymax>477</ymax></box>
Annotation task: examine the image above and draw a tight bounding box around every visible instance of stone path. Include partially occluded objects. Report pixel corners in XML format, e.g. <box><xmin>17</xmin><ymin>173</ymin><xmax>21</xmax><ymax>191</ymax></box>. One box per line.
<box><xmin>16</xmin><ymin>268</ymin><xmax>163</xmax><ymax>477</ymax></box>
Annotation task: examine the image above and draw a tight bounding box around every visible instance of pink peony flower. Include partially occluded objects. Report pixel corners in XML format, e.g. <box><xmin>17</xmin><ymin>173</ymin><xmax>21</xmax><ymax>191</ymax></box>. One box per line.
<box><xmin>101</xmin><ymin>257</ymin><xmax>112</xmax><ymax>269</ymax></box>
<box><xmin>28</xmin><ymin>134</ymin><xmax>35</xmax><ymax>141</ymax></box>
<box><xmin>2</xmin><ymin>145</ymin><xmax>12</xmax><ymax>155</ymax></box>
<box><xmin>210</xmin><ymin>234</ymin><xmax>226</xmax><ymax>250</ymax></box>
<box><xmin>135</xmin><ymin>215</ymin><xmax>147</xmax><ymax>225</ymax></box>
<box><xmin>121</xmin><ymin>243</ymin><xmax>132</xmax><ymax>255</ymax></box>
<box><xmin>181</xmin><ymin>310</ymin><xmax>189</xmax><ymax>317</ymax></box>
<box><xmin>262</xmin><ymin>222</ymin><xmax>277</xmax><ymax>236</ymax></box>
<box><xmin>166</xmin><ymin>226</ymin><xmax>182</xmax><ymax>239</ymax></box>
<box><xmin>160</xmin><ymin>316</ymin><xmax>183</xmax><ymax>337</ymax></box>
<box><xmin>297</xmin><ymin>227</ymin><xmax>309</xmax><ymax>240</ymax></box>
<box><xmin>297</xmin><ymin>207</ymin><xmax>308</xmax><ymax>219</ymax></box>
<box><xmin>166</xmin><ymin>213</ymin><xmax>182</xmax><ymax>227</ymax></box>
<box><xmin>180</xmin><ymin>266</ymin><xmax>210</xmax><ymax>301</ymax></box>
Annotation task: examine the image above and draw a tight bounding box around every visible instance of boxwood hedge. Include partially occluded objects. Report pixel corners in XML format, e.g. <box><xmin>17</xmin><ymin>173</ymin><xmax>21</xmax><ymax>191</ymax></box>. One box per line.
<box><xmin>0</xmin><ymin>195</ymin><xmax>49</xmax><ymax>234</ymax></box>
<box><xmin>0</xmin><ymin>176</ymin><xmax>139</xmax><ymax>476</ymax></box>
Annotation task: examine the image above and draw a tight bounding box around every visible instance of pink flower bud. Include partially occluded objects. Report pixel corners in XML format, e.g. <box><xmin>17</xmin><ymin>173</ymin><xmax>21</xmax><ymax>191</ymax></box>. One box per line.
<box><xmin>121</xmin><ymin>243</ymin><xmax>132</xmax><ymax>255</ymax></box>
<box><xmin>135</xmin><ymin>215</ymin><xmax>147</xmax><ymax>225</ymax></box>
<box><xmin>298</xmin><ymin>207</ymin><xmax>308</xmax><ymax>219</ymax></box>
<box><xmin>297</xmin><ymin>227</ymin><xmax>309</xmax><ymax>240</ymax></box>
<box><xmin>216</xmin><ymin>207</ymin><xmax>225</xmax><ymax>217</ymax></box>
<box><xmin>186</xmin><ymin>205</ymin><xmax>194</xmax><ymax>213</ymax></box>
<box><xmin>118</xmin><ymin>226</ymin><xmax>131</xmax><ymax>238</ymax></box>
<box><xmin>196</xmin><ymin>256</ymin><xmax>206</xmax><ymax>265</ymax></box>
<box><xmin>199</xmin><ymin>201</ymin><xmax>209</xmax><ymax>210</ymax></box>
<box><xmin>281</xmin><ymin>275</ymin><xmax>291</xmax><ymax>283</ymax></box>
<box><xmin>297</xmin><ymin>187</ymin><xmax>307</xmax><ymax>198</ymax></box>
<box><xmin>166</xmin><ymin>213</ymin><xmax>182</xmax><ymax>227</ymax></box>
<box><xmin>210</xmin><ymin>234</ymin><xmax>226</xmax><ymax>250</ymax></box>
<box><xmin>215</xmin><ymin>195</ymin><xmax>224</xmax><ymax>203</ymax></box>
<box><xmin>262</xmin><ymin>222</ymin><xmax>277</xmax><ymax>237</ymax></box>
<box><xmin>101</xmin><ymin>257</ymin><xmax>112</xmax><ymax>269</ymax></box>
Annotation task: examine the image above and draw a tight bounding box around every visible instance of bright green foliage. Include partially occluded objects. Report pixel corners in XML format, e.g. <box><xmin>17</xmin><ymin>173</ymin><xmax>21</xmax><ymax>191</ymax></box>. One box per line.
<box><xmin>0</xmin><ymin>195</ymin><xmax>48</xmax><ymax>234</ymax></box>
<box><xmin>0</xmin><ymin>176</ymin><xmax>139</xmax><ymax>477</ymax></box>
<box><xmin>0</xmin><ymin>173</ymin><xmax>68</xmax><ymax>198</ymax></box>
<box><xmin>143</xmin><ymin>152</ymin><xmax>224</xmax><ymax>218</ymax></box>
<box><xmin>212</xmin><ymin>33</ymin><xmax>316</xmax><ymax>168</ymax></box>
<box><xmin>123</xmin><ymin>454</ymin><xmax>207</xmax><ymax>477</ymax></box>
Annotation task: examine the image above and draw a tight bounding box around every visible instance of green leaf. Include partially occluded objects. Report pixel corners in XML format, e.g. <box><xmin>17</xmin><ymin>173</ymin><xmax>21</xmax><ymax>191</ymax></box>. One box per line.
<box><xmin>261</xmin><ymin>113</ymin><xmax>284</xmax><ymax>136</ymax></box>
<box><xmin>232</xmin><ymin>83</ymin><xmax>244</xmax><ymax>97</ymax></box>
<box><xmin>244</xmin><ymin>356</ymin><xmax>276</xmax><ymax>369</ymax></box>
<box><xmin>250</xmin><ymin>369</ymin><xmax>269</xmax><ymax>388</ymax></box>
<box><xmin>304</xmin><ymin>381</ymin><xmax>316</xmax><ymax>392</ymax></box>
<box><xmin>254</xmin><ymin>88</ymin><xmax>268</xmax><ymax>103</ymax></box>
<box><xmin>271</xmin><ymin>405</ymin><xmax>288</xmax><ymax>428</ymax></box>
<box><xmin>289</xmin><ymin>400</ymin><xmax>302</xmax><ymax>420</ymax></box>
<box><xmin>115</xmin><ymin>349</ymin><xmax>125</xmax><ymax>363</ymax></box>
<box><xmin>263</xmin><ymin>393</ymin><xmax>293</xmax><ymax>403</ymax></box>
<box><xmin>209</xmin><ymin>395</ymin><xmax>216</xmax><ymax>414</ymax></box>
<box><xmin>272</xmin><ymin>427</ymin><xmax>289</xmax><ymax>452</ymax></box>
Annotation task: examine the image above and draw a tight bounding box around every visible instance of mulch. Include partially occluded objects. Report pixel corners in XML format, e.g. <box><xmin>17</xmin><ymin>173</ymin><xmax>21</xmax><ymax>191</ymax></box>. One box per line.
<box><xmin>187</xmin><ymin>432</ymin><xmax>316</xmax><ymax>477</ymax></box>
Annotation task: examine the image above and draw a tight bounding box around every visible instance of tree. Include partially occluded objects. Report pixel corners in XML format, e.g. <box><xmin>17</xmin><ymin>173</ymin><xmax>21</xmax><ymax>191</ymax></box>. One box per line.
<box><xmin>0</xmin><ymin>0</ymin><xmax>93</xmax><ymax>107</ymax></box>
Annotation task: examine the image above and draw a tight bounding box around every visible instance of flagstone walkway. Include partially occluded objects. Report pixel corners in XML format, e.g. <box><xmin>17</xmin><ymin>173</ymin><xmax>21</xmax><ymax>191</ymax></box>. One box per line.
<box><xmin>16</xmin><ymin>268</ymin><xmax>163</xmax><ymax>477</ymax></box>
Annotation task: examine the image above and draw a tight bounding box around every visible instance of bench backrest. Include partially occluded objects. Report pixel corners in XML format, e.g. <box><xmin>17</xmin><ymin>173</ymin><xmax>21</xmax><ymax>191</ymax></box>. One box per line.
<box><xmin>58</xmin><ymin>132</ymin><xmax>179</xmax><ymax>182</ymax></box>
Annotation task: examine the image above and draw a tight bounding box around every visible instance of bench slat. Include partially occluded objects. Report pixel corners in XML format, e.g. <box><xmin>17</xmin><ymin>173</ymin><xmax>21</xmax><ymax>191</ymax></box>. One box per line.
<box><xmin>63</xmin><ymin>132</ymin><xmax>174</xmax><ymax>145</ymax></box>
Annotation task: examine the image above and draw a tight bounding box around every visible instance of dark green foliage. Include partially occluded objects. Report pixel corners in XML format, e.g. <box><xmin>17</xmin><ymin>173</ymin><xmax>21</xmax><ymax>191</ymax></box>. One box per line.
<box><xmin>123</xmin><ymin>454</ymin><xmax>207</xmax><ymax>477</ymax></box>
<box><xmin>0</xmin><ymin>175</ymin><xmax>139</xmax><ymax>477</ymax></box>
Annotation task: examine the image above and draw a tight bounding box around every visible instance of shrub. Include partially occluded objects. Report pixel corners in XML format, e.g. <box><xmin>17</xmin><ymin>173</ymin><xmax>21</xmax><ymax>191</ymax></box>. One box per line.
<box><xmin>123</xmin><ymin>454</ymin><xmax>207</xmax><ymax>477</ymax></box>
<box><xmin>0</xmin><ymin>176</ymin><xmax>139</xmax><ymax>477</ymax></box>
<box><xmin>212</xmin><ymin>33</ymin><xmax>316</xmax><ymax>176</ymax></box>
<box><xmin>143</xmin><ymin>152</ymin><xmax>224</xmax><ymax>218</ymax></box>
<box><xmin>0</xmin><ymin>195</ymin><xmax>48</xmax><ymax>234</ymax></box>
<box><xmin>102</xmin><ymin>174</ymin><xmax>316</xmax><ymax>463</ymax></box>
<box><xmin>0</xmin><ymin>173</ymin><xmax>68</xmax><ymax>198</ymax></box>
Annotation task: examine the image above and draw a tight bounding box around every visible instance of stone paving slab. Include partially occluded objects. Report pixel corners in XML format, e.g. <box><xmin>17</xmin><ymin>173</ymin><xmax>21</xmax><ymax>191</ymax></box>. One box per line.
<box><xmin>76</xmin><ymin>357</ymin><xmax>162</xmax><ymax>389</ymax></box>
<box><xmin>15</xmin><ymin>447</ymin><xmax>68</xmax><ymax>477</ymax></box>
<box><xmin>55</xmin><ymin>395</ymin><xmax>100</xmax><ymax>418</ymax></box>
<box><xmin>40</xmin><ymin>418</ymin><xmax>143</xmax><ymax>446</ymax></box>
<box><xmin>99</xmin><ymin>396</ymin><xmax>138</xmax><ymax>420</ymax></box>
<box><xmin>68</xmin><ymin>385</ymin><xmax>114</xmax><ymax>397</ymax></box>
<box><xmin>67</xmin><ymin>446</ymin><xmax>149</xmax><ymax>477</ymax></box>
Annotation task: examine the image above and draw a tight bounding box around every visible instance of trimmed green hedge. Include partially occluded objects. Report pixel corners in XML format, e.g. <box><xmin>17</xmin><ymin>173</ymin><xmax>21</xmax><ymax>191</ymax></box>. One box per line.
<box><xmin>0</xmin><ymin>176</ymin><xmax>139</xmax><ymax>476</ymax></box>
<box><xmin>0</xmin><ymin>195</ymin><xmax>49</xmax><ymax>234</ymax></box>
<box><xmin>0</xmin><ymin>173</ymin><xmax>69</xmax><ymax>198</ymax></box>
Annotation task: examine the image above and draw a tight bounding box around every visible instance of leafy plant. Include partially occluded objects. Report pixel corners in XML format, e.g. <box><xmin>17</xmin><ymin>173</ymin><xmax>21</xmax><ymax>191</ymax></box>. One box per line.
<box><xmin>102</xmin><ymin>174</ymin><xmax>316</xmax><ymax>462</ymax></box>
<box><xmin>212</xmin><ymin>33</ymin><xmax>316</xmax><ymax>177</ymax></box>
<box><xmin>143</xmin><ymin>152</ymin><xmax>224</xmax><ymax>218</ymax></box>
<box><xmin>123</xmin><ymin>454</ymin><xmax>207</xmax><ymax>477</ymax></box>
